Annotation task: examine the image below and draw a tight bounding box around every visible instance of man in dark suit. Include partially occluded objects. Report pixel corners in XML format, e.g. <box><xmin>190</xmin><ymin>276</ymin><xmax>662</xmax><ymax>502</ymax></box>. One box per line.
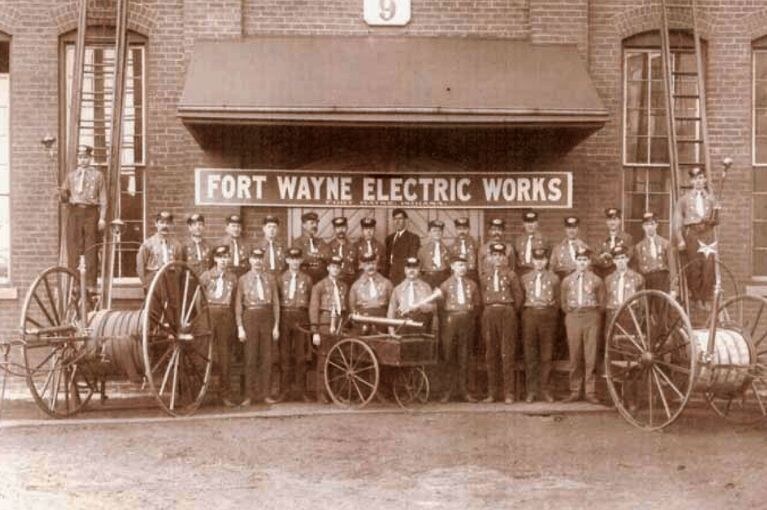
<box><xmin>383</xmin><ymin>208</ymin><xmax>420</xmax><ymax>285</ymax></box>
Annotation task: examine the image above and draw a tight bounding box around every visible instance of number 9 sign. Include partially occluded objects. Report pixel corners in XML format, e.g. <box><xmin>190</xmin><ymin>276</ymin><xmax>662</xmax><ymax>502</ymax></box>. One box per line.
<box><xmin>363</xmin><ymin>0</ymin><xmax>411</xmax><ymax>26</ymax></box>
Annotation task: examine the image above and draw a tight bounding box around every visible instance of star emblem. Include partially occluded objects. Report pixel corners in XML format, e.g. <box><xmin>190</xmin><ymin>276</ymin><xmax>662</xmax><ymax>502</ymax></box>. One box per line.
<box><xmin>697</xmin><ymin>240</ymin><xmax>718</xmax><ymax>259</ymax></box>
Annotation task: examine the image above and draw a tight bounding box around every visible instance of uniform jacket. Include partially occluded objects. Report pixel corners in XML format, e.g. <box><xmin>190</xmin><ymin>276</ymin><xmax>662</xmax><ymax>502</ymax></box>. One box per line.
<box><xmin>595</xmin><ymin>231</ymin><xmax>634</xmax><ymax>270</ymax></box>
<box><xmin>387</xmin><ymin>278</ymin><xmax>435</xmax><ymax>318</ymax></box>
<box><xmin>448</xmin><ymin>235</ymin><xmax>479</xmax><ymax>270</ymax></box>
<box><xmin>549</xmin><ymin>238</ymin><xmax>590</xmax><ymax>275</ymax></box>
<box><xmin>352</xmin><ymin>238</ymin><xmax>385</xmax><ymax>272</ymax></box>
<box><xmin>235</xmin><ymin>270</ymin><xmax>279</xmax><ymax>328</ymax></box>
<box><xmin>199</xmin><ymin>267</ymin><xmax>237</xmax><ymax>307</ymax></box>
<box><xmin>278</xmin><ymin>269</ymin><xmax>313</xmax><ymax>309</ymax></box>
<box><xmin>478</xmin><ymin>240</ymin><xmax>515</xmax><ymax>278</ymax></box>
<box><xmin>309</xmin><ymin>277</ymin><xmax>349</xmax><ymax>327</ymax></box>
<box><xmin>418</xmin><ymin>239</ymin><xmax>450</xmax><ymax>272</ymax></box>
<box><xmin>674</xmin><ymin>189</ymin><xmax>720</xmax><ymax>241</ymax></box>
<box><xmin>136</xmin><ymin>233</ymin><xmax>183</xmax><ymax>286</ymax></box>
<box><xmin>439</xmin><ymin>274</ymin><xmax>481</xmax><ymax>312</ymax></box>
<box><xmin>61</xmin><ymin>165</ymin><xmax>107</xmax><ymax>220</ymax></box>
<box><xmin>635</xmin><ymin>234</ymin><xmax>675</xmax><ymax>276</ymax></box>
<box><xmin>349</xmin><ymin>272</ymin><xmax>393</xmax><ymax>311</ymax></box>
<box><xmin>605</xmin><ymin>269</ymin><xmax>645</xmax><ymax>310</ymax></box>
<box><xmin>291</xmin><ymin>233</ymin><xmax>330</xmax><ymax>267</ymax></box>
<box><xmin>479</xmin><ymin>266</ymin><xmax>523</xmax><ymax>310</ymax></box>
<box><xmin>515</xmin><ymin>232</ymin><xmax>548</xmax><ymax>269</ymax></box>
<box><xmin>218</xmin><ymin>235</ymin><xmax>250</xmax><ymax>272</ymax></box>
<box><xmin>327</xmin><ymin>238</ymin><xmax>358</xmax><ymax>278</ymax></box>
<box><xmin>521</xmin><ymin>269</ymin><xmax>560</xmax><ymax>308</ymax></box>
<box><xmin>182</xmin><ymin>237</ymin><xmax>212</xmax><ymax>276</ymax></box>
<box><xmin>561</xmin><ymin>270</ymin><xmax>605</xmax><ymax>313</ymax></box>
<box><xmin>253</xmin><ymin>238</ymin><xmax>287</xmax><ymax>275</ymax></box>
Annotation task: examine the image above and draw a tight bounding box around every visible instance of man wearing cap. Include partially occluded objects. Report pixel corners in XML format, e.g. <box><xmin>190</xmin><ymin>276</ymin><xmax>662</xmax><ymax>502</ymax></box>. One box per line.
<box><xmin>350</xmin><ymin>252</ymin><xmax>393</xmax><ymax>334</ymax></box>
<box><xmin>561</xmin><ymin>247</ymin><xmax>605</xmax><ymax>404</ymax></box>
<box><xmin>292</xmin><ymin>211</ymin><xmax>329</xmax><ymax>284</ymax></box>
<box><xmin>674</xmin><ymin>167</ymin><xmax>721</xmax><ymax>309</ymax></box>
<box><xmin>595</xmin><ymin>208</ymin><xmax>634</xmax><ymax>279</ymax></box>
<box><xmin>276</xmin><ymin>247</ymin><xmax>313</xmax><ymax>402</ymax></box>
<box><xmin>479</xmin><ymin>243</ymin><xmax>524</xmax><ymax>404</ymax></box>
<box><xmin>521</xmin><ymin>248</ymin><xmax>560</xmax><ymax>403</ymax></box>
<box><xmin>387</xmin><ymin>257</ymin><xmax>436</xmax><ymax>335</ymax></box>
<box><xmin>220</xmin><ymin>214</ymin><xmax>250</xmax><ymax>277</ymax></box>
<box><xmin>635</xmin><ymin>211</ymin><xmax>676</xmax><ymax>294</ymax></box>
<box><xmin>182</xmin><ymin>213</ymin><xmax>211</xmax><ymax>277</ymax></box>
<box><xmin>479</xmin><ymin>219</ymin><xmax>515</xmax><ymax>280</ymax></box>
<box><xmin>235</xmin><ymin>248</ymin><xmax>280</xmax><ymax>406</ymax></box>
<box><xmin>418</xmin><ymin>219</ymin><xmax>450</xmax><ymax>288</ymax></box>
<box><xmin>449</xmin><ymin>217</ymin><xmax>479</xmax><ymax>281</ymax></box>
<box><xmin>199</xmin><ymin>245</ymin><xmax>238</xmax><ymax>407</ymax></box>
<box><xmin>437</xmin><ymin>254</ymin><xmax>481</xmax><ymax>403</ymax></box>
<box><xmin>60</xmin><ymin>144</ymin><xmax>107</xmax><ymax>294</ymax></box>
<box><xmin>327</xmin><ymin>216</ymin><xmax>357</xmax><ymax>287</ymax></box>
<box><xmin>353</xmin><ymin>217</ymin><xmax>384</xmax><ymax>275</ymax></box>
<box><xmin>515</xmin><ymin>211</ymin><xmax>548</xmax><ymax>277</ymax></box>
<box><xmin>550</xmin><ymin>216</ymin><xmax>591</xmax><ymax>281</ymax></box>
<box><xmin>605</xmin><ymin>245</ymin><xmax>644</xmax><ymax>327</ymax></box>
<box><xmin>309</xmin><ymin>255</ymin><xmax>348</xmax><ymax>404</ymax></box>
<box><xmin>384</xmin><ymin>209</ymin><xmax>420</xmax><ymax>285</ymax></box>
<box><xmin>136</xmin><ymin>211</ymin><xmax>183</xmax><ymax>292</ymax></box>
<box><xmin>254</xmin><ymin>215</ymin><xmax>286</xmax><ymax>277</ymax></box>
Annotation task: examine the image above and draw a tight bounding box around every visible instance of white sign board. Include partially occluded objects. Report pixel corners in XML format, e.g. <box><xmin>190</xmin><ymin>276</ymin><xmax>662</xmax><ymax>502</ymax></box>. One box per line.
<box><xmin>364</xmin><ymin>0</ymin><xmax>411</xmax><ymax>26</ymax></box>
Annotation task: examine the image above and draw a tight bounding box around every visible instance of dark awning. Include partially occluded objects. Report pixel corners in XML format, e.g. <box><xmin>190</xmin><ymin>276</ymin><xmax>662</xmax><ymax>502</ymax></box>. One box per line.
<box><xmin>178</xmin><ymin>36</ymin><xmax>609</xmax><ymax>128</ymax></box>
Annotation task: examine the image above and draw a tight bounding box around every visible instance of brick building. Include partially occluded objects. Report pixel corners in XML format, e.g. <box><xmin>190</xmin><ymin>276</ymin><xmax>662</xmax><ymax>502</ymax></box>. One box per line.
<box><xmin>0</xmin><ymin>0</ymin><xmax>765</xmax><ymax>336</ymax></box>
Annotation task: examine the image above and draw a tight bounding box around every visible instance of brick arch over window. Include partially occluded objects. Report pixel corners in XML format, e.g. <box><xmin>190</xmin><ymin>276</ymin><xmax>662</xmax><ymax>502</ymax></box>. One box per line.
<box><xmin>747</xmin><ymin>9</ymin><xmax>767</xmax><ymax>41</ymax></box>
<box><xmin>52</xmin><ymin>0</ymin><xmax>155</xmax><ymax>36</ymax></box>
<box><xmin>612</xmin><ymin>5</ymin><xmax>712</xmax><ymax>42</ymax></box>
<box><xmin>0</xmin><ymin>7</ymin><xmax>18</xmax><ymax>37</ymax></box>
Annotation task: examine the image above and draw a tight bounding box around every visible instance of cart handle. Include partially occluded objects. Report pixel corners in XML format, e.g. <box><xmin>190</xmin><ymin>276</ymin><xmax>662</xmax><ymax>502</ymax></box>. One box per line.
<box><xmin>349</xmin><ymin>313</ymin><xmax>424</xmax><ymax>329</ymax></box>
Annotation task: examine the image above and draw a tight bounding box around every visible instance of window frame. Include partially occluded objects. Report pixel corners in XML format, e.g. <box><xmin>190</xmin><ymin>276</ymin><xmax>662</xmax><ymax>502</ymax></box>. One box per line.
<box><xmin>752</xmin><ymin>38</ymin><xmax>767</xmax><ymax>279</ymax></box>
<box><xmin>753</xmin><ymin>46</ymin><xmax>767</xmax><ymax>168</ymax></box>
<box><xmin>0</xmin><ymin>33</ymin><xmax>10</xmax><ymax>284</ymax></box>
<box><xmin>58</xmin><ymin>28</ymin><xmax>147</xmax><ymax>284</ymax></box>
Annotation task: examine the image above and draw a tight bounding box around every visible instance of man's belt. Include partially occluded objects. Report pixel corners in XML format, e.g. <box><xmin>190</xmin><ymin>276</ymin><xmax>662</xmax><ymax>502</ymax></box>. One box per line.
<box><xmin>282</xmin><ymin>306</ymin><xmax>308</xmax><ymax>312</ymax></box>
<box><xmin>524</xmin><ymin>304</ymin><xmax>556</xmax><ymax>310</ymax></box>
<box><xmin>484</xmin><ymin>303</ymin><xmax>514</xmax><ymax>308</ymax></box>
<box><xmin>209</xmin><ymin>304</ymin><xmax>233</xmax><ymax>309</ymax></box>
<box><xmin>684</xmin><ymin>222</ymin><xmax>710</xmax><ymax>232</ymax></box>
<box><xmin>245</xmin><ymin>305</ymin><xmax>272</xmax><ymax>310</ymax></box>
<box><xmin>70</xmin><ymin>203</ymin><xmax>98</xmax><ymax>209</ymax></box>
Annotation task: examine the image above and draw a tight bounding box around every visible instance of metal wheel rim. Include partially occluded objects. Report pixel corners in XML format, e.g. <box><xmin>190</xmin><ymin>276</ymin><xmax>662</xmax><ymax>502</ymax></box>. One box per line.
<box><xmin>324</xmin><ymin>338</ymin><xmax>379</xmax><ymax>408</ymax></box>
<box><xmin>393</xmin><ymin>366</ymin><xmax>430</xmax><ymax>409</ymax></box>
<box><xmin>604</xmin><ymin>289</ymin><xmax>697</xmax><ymax>431</ymax></box>
<box><xmin>141</xmin><ymin>261</ymin><xmax>213</xmax><ymax>417</ymax></box>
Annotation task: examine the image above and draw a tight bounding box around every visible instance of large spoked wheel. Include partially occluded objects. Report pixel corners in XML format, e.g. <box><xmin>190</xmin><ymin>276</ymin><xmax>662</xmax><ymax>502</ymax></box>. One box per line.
<box><xmin>20</xmin><ymin>266</ymin><xmax>96</xmax><ymax>418</ymax></box>
<box><xmin>392</xmin><ymin>366</ymin><xmax>430</xmax><ymax>409</ymax></box>
<box><xmin>141</xmin><ymin>261</ymin><xmax>213</xmax><ymax>417</ymax></box>
<box><xmin>605</xmin><ymin>289</ymin><xmax>697</xmax><ymax>431</ymax></box>
<box><xmin>324</xmin><ymin>337</ymin><xmax>380</xmax><ymax>408</ymax></box>
<box><xmin>706</xmin><ymin>294</ymin><xmax>767</xmax><ymax>424</ymax></box>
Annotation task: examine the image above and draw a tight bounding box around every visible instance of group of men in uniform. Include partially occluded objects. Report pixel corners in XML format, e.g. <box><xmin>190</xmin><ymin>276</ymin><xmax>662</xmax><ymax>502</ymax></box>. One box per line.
<box><xmin>110</xmin><ymin>157</ymin><xmax>717</xmax><ymax>407</ymax></box>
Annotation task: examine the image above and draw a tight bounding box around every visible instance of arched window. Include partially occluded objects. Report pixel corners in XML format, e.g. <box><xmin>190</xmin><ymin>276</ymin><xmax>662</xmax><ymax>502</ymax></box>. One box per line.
<box><xmin>59</xmin><ymin>27</ymin><xmax>146</xmax><ymax>281</ymax></box>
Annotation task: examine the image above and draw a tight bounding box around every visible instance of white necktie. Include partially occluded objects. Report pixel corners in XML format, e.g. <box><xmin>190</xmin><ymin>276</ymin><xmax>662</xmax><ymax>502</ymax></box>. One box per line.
<box><xmin>568</xmin><ymin>241</ymin><xmax>576</xmax><ymax>262</ymax></box>
<box><xmin>577</xmin><ymin>274</ymin><xmax>583</xmax><ymax>306</ymax></box>
<box><xmin>461</xmin><ymin>239</ymin><xmax>467</xmax><ymax>256</ymax></box>
<box><xmin>338</xmin><ymin>243</ymin><xmax>344</xmax><ymax>258</ymax></box>
<box><xmin>269</xmin><ymin>241</ymin><xmax>276</xmax><ymax>270</ymax></box>
<box><xmin>493</xmin><ymin>269</ymin><xmax>500</xmax><ymax>292</ymax></box>
<box><xmin>695</xmin><ymin>191</ymin><xmax>705</xmax><ymax>217</ymax></box>
<box><xmin>407</xmin><ymin>281</ymin><xmax>415</xmax><ymax>307</ymax></box>
<box><xmin>214</xmin><ymin>274</ymin><xmax>224</xmax><ymax>299</ymax></box>
<box><xmin>366</xmin><ymin>240</ymin><xmax>373</xmax><ymax>256</ymax></box>
<box><xmin>534</xmin><ymin>273</ymin><xmax>542</xmax><ymax>298</ymax></box>
<box><xmin>433</xmin><ymin>243</ymin><xmax>442</xmax><ymax>268</ymax></box>
<box><xmin>650</xmin><ymin>237</ymin><xmax>658</xmax><ymax>259</ymax></box>
<box><xmin>162</xmin><ymin>239</ymin><xmax>170</xmax><ymax>264</ymax></box>
<box><xmin>457</xmin><ymin>277</ymin><xmax>466</xmax><ymax>305</ymax></box>
<box><xmin>195</xmin><ymin>240</ymin><xmax>202</xmax><ymax>261</ymax></box>
<box><xmin>368</xmin><ymin>278</ymin><xmax>379</xmax><ymax>299</ymax></box>
<box><xmin>288</xmin><ymin>272</ymin><xmax>296</xmax><ymax>300</ymax></box>
<box><xmin>255</xmin><ymin>274</ymin><xmax>265</xmax><ymax>300</ymax></box>
<box><xmin>309</xmin><ymin>236</ymin><xmax>317</xmax><ymax>253</ymax></box>
<box><xmin>76</xmin><ymin>168</ymin><xmax>85</xmax><ymax>194</ymax></box>
<box><xmin>609</xmin><ymin>235</ymin><xmax>616</xmax><ymax>249</ymax></box>
<box><xmin>525</xmin><ymin>235</ymin><xmax>533</xmax><ymax>264</ymax></box>
<box><xmin>332</xmin><ymin>280</ymin><xmax>341</xmax><ymax>313</ymax></box>
<box><xmin>618</xmin><ymin>272</ymin><xmax>625</xmax><ymax>305</ymax></box>
<box><xmin>232</xmin><ymin>240</ymin><xmax>240</xmax><ymax>267</ymax></box>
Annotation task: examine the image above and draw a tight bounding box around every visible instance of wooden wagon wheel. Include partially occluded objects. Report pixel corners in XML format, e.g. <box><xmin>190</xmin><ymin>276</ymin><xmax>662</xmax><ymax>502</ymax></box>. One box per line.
<box><xmin>324</xmin><ymin>337</ymin><xmax>379</xmax><ymax>408</ymax></box>
<box><xmin>392</xmin><ymin>366</ymin><xmax>430</xmax><ymax>408</ymax></box>
<box><xmin>604</xmin><ymin>289</ymin><xmax>697</xmax><ymax>431</ymax></box>
<box><xmin>141</xmin><ymin>261</ymin><xmax>213</xmax><ymax>417</ymax></box>
<box><xmin>706</xmin><ymin>294</ymin><xmax>767</xmax><ymax>424</ymax></box>
<box><xmin>20</xmin><ymin>266</ymin><xmax>95</xmax><ymax>418</ymax></box>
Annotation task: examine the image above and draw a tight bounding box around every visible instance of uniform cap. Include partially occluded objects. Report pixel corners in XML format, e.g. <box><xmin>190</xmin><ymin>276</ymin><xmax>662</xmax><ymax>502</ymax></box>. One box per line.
<box><xmin>301</xmin><ymin>212</ymin><xmax>319</xmax><ymax>223</ymax></box>
<box><xmin>611</xmin><ymin>245</ymin><xmax>629</xmax><ymax>258</ymax></box>
<box><xmin>564</xmin><ymin>216</ymin><xmax>579</xmax><ymax>228</ymax></box>
<box><xmin>360</xmin><ymin>217</ymin><xmax>376</xmax><ymax>228</ymax></box>
<box><xmin>642</xmin><ymin>211</ymin><xmax>658</xmax><ymax>224</ymax></box>
<box><xmin>532</xmin><ymin>247</ymin><xmax>547</xmax><ymax>260</ymax></box>
<box><xmin>156</xmin><ymin>211</ymin><xmax>174</xmax><ymax>222</ymax></box>
<box><xmin>451</xmin><ymin>254</ymin><xmax>468</xmax><ymax>264</ymax></box>
<box><xmin>404</xmin><ymin>257</ymin><xmax>420</xmax><ymax>268</ymax></box>
<box><xmin>522</xmin><ymin>211</ymin><xmax>538</xmax><ymax>223</ymax></box>
<box><xmin>250</xmin><ymin>248</ymin><xmax>265</xmax><ymax>259</ymax></box>
<box><xmin>332</xmin><ymin>216</ymin><xmax>348</xmax><ymax>227</ymax></box>
<box><xmin>428</xmin><ymin>219</ymin><xmax>445</xmax><ymax>230</ymax></box>
<box><xmin>574</xmin><ymin>246</ymin><xmax>592</xmax><ymax>259</ymax></box>
<box><xmin>77</xmin><ymin>144</ymin><xmax>93</xmax><ymax>156</ymax></box>
<box><xmin>392</xmin><ymin>208</ymin><xmax>408</xmax><ymax>219</ymax></box>
<box><xmin>359</xmin><ymin>252</ymin><xmax>377</xmax><ymax>263</ymax></box>
<box><xmin>605</xmin><ymin>208</ymin><xmax>621</xmax><ymax>219</ymax></box>
<box><xmin>327</xmin><ymin>255</ymin><xmax>343</xmax><ymax>266</ymax></box>
<box><xmin>454</xmin><ymin>217</ymin><xmax>470</xmax><ymax>228</ymax></box>
<box><xmin>490</xmin><ymin>243</ymin><xmax>506</xmax><ymax>255</ymax></box>
<box><xmin>263</xmin><ymin>214</ymin><xmax>280</xmax><ymax>225</ymax></box>
<box><xmin>489</xmin><ymin>218</ymin><xmax>505</xmax><ymax>229</ymax></box>
<box><xmin>688</xmin><ymin>166</ymin><xmax>705</xmax><ymax>178</ymax></box>
<box><xmin>187</xmin><ymin>213</ymin><xmax>205</xmax><ymax>225</ymax></box>
<box><xmin>213</xmin><ymin>245</ymin><xmax>230</xmax><ymax>257</ymax></box>
<box><xmin>226</xmin><ymin>214</ymin><xmax>242</xmax><ymax>225</ymax></box>
<box><xmin>286</xmin><ymin>247</ymin><xmax>303</xmax><ymax>259</ymax></box>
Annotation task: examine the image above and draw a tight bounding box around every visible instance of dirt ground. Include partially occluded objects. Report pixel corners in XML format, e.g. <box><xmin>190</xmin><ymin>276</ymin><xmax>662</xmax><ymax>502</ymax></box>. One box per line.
<box><xmin>1</xmin><ymin>404</ymin><xmax>766</xmax><ymax>510</ymax></box>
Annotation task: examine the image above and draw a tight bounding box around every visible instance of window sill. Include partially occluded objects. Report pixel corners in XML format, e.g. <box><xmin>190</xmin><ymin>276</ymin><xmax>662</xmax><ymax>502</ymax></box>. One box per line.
<box><xmin>745</xmin><ymin>284</ymin><xmax>767</xmax><ymax>297</ymax></box>
<box><xmin>0</xmin><ymin>286</ymin><xmax>17</xmax><ymax>300</ymax></box>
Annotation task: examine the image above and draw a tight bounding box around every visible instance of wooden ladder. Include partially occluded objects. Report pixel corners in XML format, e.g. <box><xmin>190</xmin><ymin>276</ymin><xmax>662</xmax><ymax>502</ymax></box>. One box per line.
<box><xmin>65</xmin><ymin>0</ymin><xmax>130</xmax><ymax>308</ymax></box>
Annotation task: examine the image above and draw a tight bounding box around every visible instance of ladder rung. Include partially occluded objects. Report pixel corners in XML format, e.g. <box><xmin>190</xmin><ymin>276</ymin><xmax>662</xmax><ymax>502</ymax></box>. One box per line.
<box><xmin>672</xmin><ymin>71</ymin><xmax>698</xmax><ymax>76</ymax></box>
<box><xmin>676</xmin><ymin>139</ymin><xmax>703</xmax><ymax>144</ymax></box>
<box><xmin>675</xmin><ymin>116</ymin><xmax>701</xmax><ymax>121</ymax></box>
<box><xmin>673</xmin><ymin>94</ymin><xmax>700</xmax><ymax>99</ymax></box>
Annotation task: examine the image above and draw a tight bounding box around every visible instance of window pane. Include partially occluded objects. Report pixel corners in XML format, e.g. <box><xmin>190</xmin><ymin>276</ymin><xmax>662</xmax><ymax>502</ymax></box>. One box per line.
<box><xmin>647</xmin><ymin>194</ymin><xmax>671</xmax><ymax>219</ymax></box>
<box><xmin>650</xmin><ymin>111</ymin><xmax>667</xmax><ymax>136</ymax></box>
<box><xmin>753</xmin><ymin>249</ymin><xmax>767</xmax><ymax>276</ymax></box>
<box><xmin>626</xmin><ymin>53</ymin><xmax>647</xmax><ymax>81</ymax></box>
<box><xmin>755</xmin><ymin>86</ymin><xmax>767</xmax><ymax>108</ymax></box>
<box><xmin>756</xmin><ymin>52</ymin><xmax>767</xmax><ymax>82</ymax></box>
<box><xmin>754</xmin><ymin>195</ymin><xmax>767</xmax><ymax>220</ymax></box>
<box><xmin>675</xmin><ymin>52</ymin><xmax>696</xmax><ymax>73</ymax></box>
<box><xmin>754</xmin><ymin>221</ymin><xmax>767</xmax><ymax>247</ymax></box>
<box><xmin>626</xmin><ymin>82</ymin><xmax>647</xmax><ymax>111</ymax></box>
<box><xmin>0</xmin><ymin>41</ymin><xmax>8</xmax><ymax>74</ymax></box>
<box><xmin>754</xmin><ymin>169</ymin><xmax>767</xmax><ymax>192</ymax></box>
<box><xmin>756</xmin><ymin>109</ymin><xmax>767</xmax><ymax>135</ymax></box>
<box><xmin>756</xmin><ymin>136</ymin><xmax>767</xmax><ymax>164</ymax></box>
<box><xmin>646</xmin><ymin>168</ymin><xmax>671</xmax><ymax>192</ymax></box>
<box><xmin>0</xmin><ymin>196</ymin><xmax>9</xmax><ymax>279</ymax></box>
<box><xmin>649</xmin><ymin>137</ymin><xmax>669</xmax><ymax>163</ymax></box>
